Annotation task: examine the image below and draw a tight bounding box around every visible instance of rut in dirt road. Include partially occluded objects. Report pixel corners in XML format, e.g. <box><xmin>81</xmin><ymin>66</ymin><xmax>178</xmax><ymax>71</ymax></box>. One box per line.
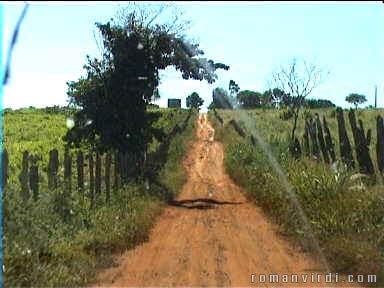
<box><xmin>92</xmin><ymin>114</ymin><xmax>361</xmax><ymax>287</ymax></box>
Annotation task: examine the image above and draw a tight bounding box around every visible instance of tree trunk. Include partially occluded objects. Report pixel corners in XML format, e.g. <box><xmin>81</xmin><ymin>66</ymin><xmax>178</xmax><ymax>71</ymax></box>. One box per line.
<box><xmin>322</xmin><ymin>116</ymin><xmax>336</xmax><ymax>163</ymax></box>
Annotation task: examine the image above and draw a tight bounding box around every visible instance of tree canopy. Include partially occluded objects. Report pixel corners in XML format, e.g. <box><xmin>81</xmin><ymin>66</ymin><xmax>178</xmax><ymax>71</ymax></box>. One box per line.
<box><xmin>345</xmin><ymin>93</ymin><xmax>367</xmax><ymax>109</ymax></box>
<box><xmin>304</xmin><ymin>98</ymin><xmax>335</xmax><ymax>109</ymax></box>
<box><xmin>186</xmin><ymin>92</ymin><xmax>204</xmax><ymax>110</ymax></box>
<box><xmin>64</xmin><ymin>5</ymin><xmax>229</xmax><ymax>176</ymax></box>
<box><xmin>236</xmin><ymin>90</ymin><xmax>263</xmax><ymax>109</ymax></box>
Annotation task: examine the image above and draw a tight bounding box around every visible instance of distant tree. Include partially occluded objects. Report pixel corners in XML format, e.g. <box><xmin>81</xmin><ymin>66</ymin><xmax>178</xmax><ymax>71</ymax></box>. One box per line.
<box><xmin>271</xmin><ymin>58</ymin><xmax>328</xmax><ymax>142</ymax></box>
<box><xmin>304</xmin><ymin>98</ymin><xmax>336</xmax><ymax>109</ymax></box>
<box><xmin>209</xmin><ymin>87</ymin><xmax>233</xmax><ymax>109</ymax></box>
<box><xmin>345</xmin><ymin>93</ymin><xmax>367</xmax><ymax>110</ymax></box>
<box><xmin>229</xmin><ymin>80</ymin><xmax>240</xmax><ymax>97</ymax></box>
<box><xmin>186</xmin><ymin>92</ymin><xmax>204</xmax><ymax>110</ymax></box>
<box><xmin>237</xmin><ymin>90</ymin><xmax>262</xmax><ymax>109</ymax></box>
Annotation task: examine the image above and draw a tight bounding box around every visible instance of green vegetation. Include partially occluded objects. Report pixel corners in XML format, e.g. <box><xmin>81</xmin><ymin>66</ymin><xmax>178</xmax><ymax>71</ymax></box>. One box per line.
<box><xmin>3</xmin><ymin>107</ymin><xmax>197</xmax><ymax>287</ymax></box>
<box><xmin>64</xmin><ymin>6</ymin><xmax>228</xmax><ymax>174</ymax></box>
<box><xmin>346</xmin><ymin>93</ymin><xmax>368</xmax><ymax>110</ymax></box>
<box><xmin>186</xmin><ymin>92</ymin><xmax>204</xmax><ymax>110</ymax></box>
<box><xmin>208</xmin><ymin>87</ymin><xmax>235</xmax><ymax>110</ymax></box>
<box><xmin>209</xmin><ymin>108</ymin><xmax>384</xmax><ymax>287</ymax></box>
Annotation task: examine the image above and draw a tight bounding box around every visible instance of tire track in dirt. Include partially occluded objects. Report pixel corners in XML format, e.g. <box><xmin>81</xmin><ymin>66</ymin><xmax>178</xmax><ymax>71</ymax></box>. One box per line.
<box><xmin>91</xmin><ymin>114</ymin><xmax>363</xmax><ymax>287</ymax></box>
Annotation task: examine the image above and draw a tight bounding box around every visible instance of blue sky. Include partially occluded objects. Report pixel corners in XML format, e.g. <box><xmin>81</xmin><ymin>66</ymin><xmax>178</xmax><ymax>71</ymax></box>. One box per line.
<box><xmin>1</xmin><ymin>1</ymin><xmax>384</xmax><ymax>111</ymax></box>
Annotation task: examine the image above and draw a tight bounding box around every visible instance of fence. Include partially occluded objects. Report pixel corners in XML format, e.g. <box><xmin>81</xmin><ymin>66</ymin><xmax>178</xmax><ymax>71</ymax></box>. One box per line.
<box><xmin>214</xmin><ymin>108</ymin><xmax>384</xmax><ymax>177</ymax></box>
<box><xmin>1</xmin><ymin>109</ymin><xmax>195</xmax><ymax>207</ymax></box>
<box><xmin>301</xmin><ymin>109</ymin><xmax>384</xmax><ymax>175</ymax></box>
<box><xmin>1</xmin><ymin>147</ymin><xmax>140</xmax><ymax>207</ymax></box>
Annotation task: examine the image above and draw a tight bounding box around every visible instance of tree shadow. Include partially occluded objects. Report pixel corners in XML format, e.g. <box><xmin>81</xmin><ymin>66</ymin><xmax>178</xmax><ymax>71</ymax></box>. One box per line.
<box><xmin>145</xmin><ymin>110</ymin><xmax>193</xmax><ymax>179</ymax></box>
<box><xmin>168</xmin><ymin>198</ymin><xmax>244</xmax><ymax>210</ymax></box>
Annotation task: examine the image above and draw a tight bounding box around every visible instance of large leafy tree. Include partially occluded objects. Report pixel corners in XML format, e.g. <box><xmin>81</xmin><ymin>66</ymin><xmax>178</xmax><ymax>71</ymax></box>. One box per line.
<box><xmin>64</xmin><ymin>5</ymin><xmax>229</xmax><ymax>175</ymax></box>
<box><xmin>186</xmin><ymin>92</ymin><xmax>204</xmax><ymax>110</ymax></box>
<box><xmin>345</xmin><ymin>93</ymin><xmax>367</xmax><ymax>110</ymax></box>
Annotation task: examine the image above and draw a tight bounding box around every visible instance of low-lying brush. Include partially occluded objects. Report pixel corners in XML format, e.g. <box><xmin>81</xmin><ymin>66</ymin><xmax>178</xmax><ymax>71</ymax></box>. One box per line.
<box><xmin>3</xmin><ymin>107</ymin><xmax>197</xmax><ymax>287</ymax></box>
<box><xmin>209</xmin><ymin>109</ymin><xmax>384</xmax><ymax>287</ymax></box>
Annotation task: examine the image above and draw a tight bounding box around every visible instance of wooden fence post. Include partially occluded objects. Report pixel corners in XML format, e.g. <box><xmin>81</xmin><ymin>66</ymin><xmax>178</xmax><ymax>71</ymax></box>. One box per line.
<box><xmin>213</xmin><ymin>108</ymin><xmax>223</xmax><ymax>125</ymax></box>
<box><xmin>2</xmin><ymin>149</ymin><xmax>8</xmax><ymax>191</ymax></box>
<box><xmin>89</xmin><ymin>152</ymin><xmax>95</xmax><ymax>207</ymax></box>
<box><xmin>290</xmin><ymin>136</ymin><xmax>302</xmax><ymax>159</ymax></box>
<box><xmin>105</xmin><ymin>152</ymin><xmax>111</xmax><ymax>203</ymax></box>
<box><xmin>336</xmin><ymin>108</ymin><xmax>354</xmax><ymax>169</ymax></box>
<box><xmin>308</xmin><ymin>118</ymin><xmax>320</xmax><ymax>160</ymax></box>
<box><xmin>114</xmin><ymin>150</ymin><xmax>119</xmax><ymax>192</ymax></box>
<box><xmin>315</xmin><ymin>114</ymin><xmax>330</xmax><ymax>164</ymax></box>
<box><xmin>64</xmin><ymin>147</ymin><xmax>72</xmax><ymax>195</ymax></box>
<box><xmin>124</xmin><ymin>152</ymin><xmax>130</xmax><ymax>180</ymax></box>
<box><xmin>119</xmin><ymin>151</ymin><xmax>125</xmax><ymax>183</ymax></box>
<box><xmin>228</xmin><ymin>119</ymin><xmax>247</xmax><ymax>138</ymax></box>
<box><xmin>77</xmin><ymin>151</ymin><xmax>84</xmax><ymax>194</ymax></box>
<box><xmin>29</xmin><ymin>155</ymin><xmax>39</xmax><ymax>201</ymax></box>
<box><xmin>377</xmin><ymin>115</ymin><xmax>384</xmax><ymax>174</ymax></box>
<box><xmin>48</xmin><ymin>149</ymin><xmax>59</xmax><ymax>189</ymax></box>
<box><xmin>348</xmin><ymin>109</ymin><xmax>374</xmax><ymax>175</ymax></box>
<box><xmin>95</xmin><ymin>152</ymin><xmax>101</xmax><ymax>197</ymax></box>
<box><xmin>322</xmin><ymin>116</ymin><xmax>336</xmax><ymax>163</ymax></box>
<box><xmin>19</xmin><ymin>151</ymin><xmax>30</xmax><ymax>202</ymax></box>
<box><xmin>303</xmin><ymin>120</ymin><xmax>310</xmax><ymax>157</ymax></box>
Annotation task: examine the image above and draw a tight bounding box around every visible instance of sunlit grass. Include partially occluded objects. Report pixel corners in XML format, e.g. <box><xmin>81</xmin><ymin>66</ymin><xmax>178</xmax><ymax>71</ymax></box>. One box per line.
<box><xmin>3</xmin><ymin>106</ymin><xmax>197</xmax><ymax>286</ymax></box>
<box><xmin>209</xmin><ymin>107</ymin><xmax>384</xmax><ymax>287</ymax></box>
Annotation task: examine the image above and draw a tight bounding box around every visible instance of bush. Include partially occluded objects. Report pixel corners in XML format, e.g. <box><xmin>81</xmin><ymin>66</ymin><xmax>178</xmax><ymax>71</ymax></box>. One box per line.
<box><xmin>3</xmin><ymin>108</ymin><xmax>197</xmax><ymax>286</ymax></box>
<box><xmin>210</xmin><ymin>108</ymin><xmax>384</xmax><ymax>287</ymax></box>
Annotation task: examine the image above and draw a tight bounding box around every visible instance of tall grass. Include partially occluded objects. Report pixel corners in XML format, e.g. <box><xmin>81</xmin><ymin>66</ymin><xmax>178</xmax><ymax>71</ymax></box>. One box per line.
<box><xmin>3</xmin><ymin>107</ymin><xmax>197</xmax><ymax>286</ymax></box>
<box><xmin>209</xmin><ymin>108</ymin><xmax>384</xmax><ymax>287</ymax></box>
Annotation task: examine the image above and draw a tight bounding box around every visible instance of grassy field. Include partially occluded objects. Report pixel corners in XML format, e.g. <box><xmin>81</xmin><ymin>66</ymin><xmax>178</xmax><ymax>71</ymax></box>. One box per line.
<box><xmin>218</xmin><ymin>108</ymin><xmax>384</xmax><ymax>168</ymax></box>
<box><xmin>209</xmin><ymin>107</ymin><xmax>384</xmax><ymax>287</ymax></box>
<box><xmin>2</xmin><ymin>106</ymin><xmax>197</xmax><ymax>287</ymax></box>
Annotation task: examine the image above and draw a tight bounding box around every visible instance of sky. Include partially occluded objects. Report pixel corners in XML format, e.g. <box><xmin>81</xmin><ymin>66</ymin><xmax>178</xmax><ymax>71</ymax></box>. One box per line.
<box><xmin>1</xmin><ymin>1</ymin><xmax>384</xmax><ymax>111</ymax></box>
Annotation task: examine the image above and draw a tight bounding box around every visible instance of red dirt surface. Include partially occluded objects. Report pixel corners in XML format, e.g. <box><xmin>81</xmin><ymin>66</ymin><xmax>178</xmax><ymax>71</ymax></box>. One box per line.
<box><xmin>91</xmin><ymin>114</ymin><xmax>362</xmax><ymax>287</ymax></box>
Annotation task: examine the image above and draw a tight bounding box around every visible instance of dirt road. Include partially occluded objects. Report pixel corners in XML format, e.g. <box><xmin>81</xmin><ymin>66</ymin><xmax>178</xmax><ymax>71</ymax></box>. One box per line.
<box><xmin>93</xmin><ymin>114</ymin><xmax>360</xmax><ymax>287</ymax></box>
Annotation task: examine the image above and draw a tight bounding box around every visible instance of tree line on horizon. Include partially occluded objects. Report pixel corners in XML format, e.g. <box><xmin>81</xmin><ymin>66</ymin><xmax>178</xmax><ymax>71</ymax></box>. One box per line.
<box><xmin>205</xmin><ymin>81</ymin><xmax>336</xmax><ymax>110</ymax></box>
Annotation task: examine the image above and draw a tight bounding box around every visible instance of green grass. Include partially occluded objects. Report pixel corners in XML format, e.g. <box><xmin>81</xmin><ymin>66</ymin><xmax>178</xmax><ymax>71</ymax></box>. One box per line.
<box><xmin>3</xmin><ymin>106</ymin><xmax>197</xmax><ymax>287</ymax></box>
<box><xmin>209</xmin><ymin>107</ymin><xmax>384</xmax><ymax>287</ymax></box>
